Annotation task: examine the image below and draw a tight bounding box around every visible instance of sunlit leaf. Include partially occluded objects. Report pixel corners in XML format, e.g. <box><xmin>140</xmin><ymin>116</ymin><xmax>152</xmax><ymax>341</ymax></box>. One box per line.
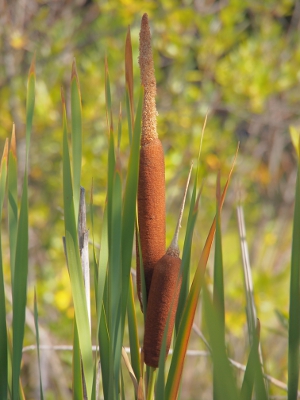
<box><xmin>0</xmin><ymin>139</ymin><xmax>8</xmax><ymax>399</ymax></box>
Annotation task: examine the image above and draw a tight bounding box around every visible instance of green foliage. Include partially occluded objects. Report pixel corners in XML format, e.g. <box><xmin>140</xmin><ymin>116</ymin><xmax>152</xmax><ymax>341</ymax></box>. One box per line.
<box><xmin>0</xmin><ymin>3</ymin><xmax>300</xmax><ymax>399</ymax></box>
<box><xmin>288</xmin><ymin>136</ymin><xmax>300</xmax><ymax>399</ymax></box>
<box><xmin>0</xmin><ymin>141</ymin><xmax>8</xmax><ymax>399</ymax></box>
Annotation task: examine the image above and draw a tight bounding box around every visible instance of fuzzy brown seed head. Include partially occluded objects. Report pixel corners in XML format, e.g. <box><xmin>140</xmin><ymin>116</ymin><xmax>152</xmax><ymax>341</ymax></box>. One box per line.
<box><xmin>139</xmin><ymin>13</ymin><xmax>158</xmax><ymax>145</ymax></box>
<box><xmin>143</xmin><ymin>254</ymin><xmax>182</xmax><ymax>368</ymax></box>
<box><xmin>136</xmin><ymin>138</ymin><xmax>166</xmax><ymax>307</ymax></box>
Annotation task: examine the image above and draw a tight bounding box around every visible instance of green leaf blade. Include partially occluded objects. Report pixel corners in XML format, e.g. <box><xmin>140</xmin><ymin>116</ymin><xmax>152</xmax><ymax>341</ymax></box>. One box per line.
<box><xmin>121</xmin><ymin>88</ymin><xmax>143</xmax><ymax>323</ymax></box>
<box><xmin>0</xmin><ymin>139</ymin><xmax>8</xmax><ymax>399</ymax></box>
<box><xmin>288</xmin><ymin>154</ymin><xmax>300</xmax><ymax>400</ymax></box>
<box><xmin>62</xmin><ymin>93</ymin><xmax>94</xmax><ymax>399</ymax></box>
<box><xmin>33</xmin><ymin>290</ymin><xmax>44</xmax><ymax>400</ymax></box>
<box><xmin>203</xmin><ymin>284</ymin><xmax>239</xmax><ymax>400</ymax></box>
<box><xmin>71</xmin><ymin>60</ymin><xmax>82</xmax><ymax>224</ymax></box>
<box><xmin>12</xmin><ymin>174</ymin><xmax>29</xmax><ymax>399</ymax></box>
<box><xmin>8</xmin><ymin>125</ymin><xmax>18</xmax><ymax>290</ymax></box>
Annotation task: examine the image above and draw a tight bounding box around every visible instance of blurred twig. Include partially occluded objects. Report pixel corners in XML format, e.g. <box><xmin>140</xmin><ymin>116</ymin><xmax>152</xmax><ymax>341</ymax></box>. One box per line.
<box><xmin>22</xmin><ymin>343</ymin><xmax>299</xmax><ymax>396</ymax></box>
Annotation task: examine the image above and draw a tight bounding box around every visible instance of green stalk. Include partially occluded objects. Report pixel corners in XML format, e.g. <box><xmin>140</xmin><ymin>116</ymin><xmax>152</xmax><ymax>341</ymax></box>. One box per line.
<box><xmin>288</xmin><ymin>137</ymin><xmax>300</xmax><ymax>400</ymax></box>
<box><xmin>0</xmin><ymin>140</ymin><xmax>8</xmax><ymax>399</ymax></box>
<box><xmin>146</xmin><ymin>367</ymin><xmax>157</xmax><ymax>400</ymax></box>
<box><xmin>12</xmin><ymin>55</ymin><xmax>35</xmax><ymax>400</ymax></box>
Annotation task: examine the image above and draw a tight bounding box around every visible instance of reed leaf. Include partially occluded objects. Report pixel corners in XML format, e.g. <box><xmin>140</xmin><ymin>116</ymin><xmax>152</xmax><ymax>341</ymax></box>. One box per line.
<box><xmin>8</xmin><ymin>126</ymin><xmax>17</xmax><ymax>290</ymax></box>
<box><xmin>176</xmin><ymin>124</ymin><xmax>205</xmax><ymax>331</ymax></box>
<box><xmin>165</xmin><ymin>151</ymin><xmax>237</xmax><ymax>400</ymax></box>
<box><xmin>12</xmin><ymin>56</ymin><xmax>35</xmax><ymax>399</ymax></box>
<box><xmin>12</xmin><ymin>124</ymin><xmax>29</xmax><ymax>399</ymax></box>
<box><xmin>110</xmin><ymin>167</ymin><xmax>123</xmax><ymax>397</ymax></box>
<box><xmin>105</xmin><ymin>58</ymin><xmax>113</xmax><ymax>132</ymax></box>
<box><xmin>89</xmin><ymin>182</ymin><xmax>99</xmax><ymax>301</ymax></box>
<box><xmin>203</xmin><ymin>283</ymin><xmax>239</xmax><ymax>400</ymax></box>
<box><xmin>72</xmin><ymin>318</ymin><xmax>84</xmax><ymax>400</ymax></box>
<box><xmin>125</xmin><ymin>26</ymin><xmax>134</xmax><ymax>143</ymax></box>
<box><xmin>288</xmin><ymin>136</ymin><xmax>300</xmax><ymax>400</ymax></box>
<box><xmin>127</xmin><ymin>274</ymin><xmax>141</xmax><ymax>383</ymax></box>
<box><xmin>121</xmin><ymin>88</ymin><xmax>143</xmax><ymax>322</ymax></box>
<box><xmin>96</xmin><ymin>205</ymin><xmax>108</xmax><ymax>330</ymax></box>
<box><xmin>33</xmin><ymin>289</ymin><xmax>44</xmax><ymax>400</ymax></box>
<box><xmin>99</xmin><ymin>304</ymin><xmax>110</xmax><ymax>400</ymax></box>
<box><xmin>25</xmin><ymin>55</ymin><xmax>35</xmax><ymax>159</ymax></box>
<box><xmin>62</xmin><ymin>90</ymin><xmax>94</xmax><ymax>399</ymax></box>
<box><xmin>213</xmin><ymin>172</ymin><xmax>225</xmax><ymax>400</ymax></box>
<box><xmin>107</xmin><ymin>130</ymin><xmax>115</xmax><ymax>257</ymax></box>
<box><xmin>71</xmin><ymin>59</ymin><xmax>82</xmax><ymax>225</ymax></box>
<box><xmin>0</xmin><ymin>139</ymin><xmax>8</xmax><ymax>399</ymax></box>
<box><xmin>175</xmin><ymin>177</ymin><xmax>198</xmax><ymax>331</ymax></box>
<box><xmin>109</xmin><ymin>168</ymin><xmax>122</xmax><ymax>342</ymax></box>
<box><xmin>237</xmin><ymin>205</ymin><xmax>257</xmax><ymax>345</ymax></box>
<box><xmin>240</xmin><ymin>320</ymin><xmax>268</xmax><ymax>400</ymax></box>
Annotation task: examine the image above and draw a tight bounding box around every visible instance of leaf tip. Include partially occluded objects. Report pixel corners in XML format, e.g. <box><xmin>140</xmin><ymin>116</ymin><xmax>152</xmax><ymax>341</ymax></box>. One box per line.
<box><xmin>216</xmin><ymin>170</ymin><xmax>221</xmax><ymax>206</ymax></box>
<box><xmin>1</xmin><ymin>138</ymin><xmax>8</xmax><ymax>169</ymax></box>
<box><xmin>61</xmin><ymin>86</ymin><xmax>66</xmax><ymax>106</ymax></box>
<box><xmin>10</xmin><ymin>124</ymin><xmax>17</xmax><ymax>158</ymax></box>
<box><xmin>71</xmin><ymin>58</ymin><xmax>77</xmax><ymax>81</ymax></box>
<box><xmin>29</xmin><ymin>52</ymin><xmax>36</xmax><ymax>77</ymax></box>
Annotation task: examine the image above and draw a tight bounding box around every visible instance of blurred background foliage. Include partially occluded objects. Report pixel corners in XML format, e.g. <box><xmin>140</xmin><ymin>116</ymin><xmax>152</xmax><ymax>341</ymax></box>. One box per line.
<box><xmin>1</xmin><ymin>0</ymin><xmax>300</xmax><ymax>398</ymax></box>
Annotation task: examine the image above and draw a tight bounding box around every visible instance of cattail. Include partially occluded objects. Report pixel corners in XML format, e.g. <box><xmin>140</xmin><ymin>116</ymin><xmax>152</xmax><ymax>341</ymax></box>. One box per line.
<box><xmin>143</xmin><ymin>165</ymin><xmax>192</xmax><ymax>368</ymax></box>
<box><xmin>136</xmin><ymin>13</ymin><xmax>165</xmax><ymax>309</ymax></box>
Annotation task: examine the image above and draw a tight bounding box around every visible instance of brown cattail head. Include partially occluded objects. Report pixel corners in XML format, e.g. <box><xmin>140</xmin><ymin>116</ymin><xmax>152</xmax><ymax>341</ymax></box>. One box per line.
<box><xmin>143</xmin><ymin>165</ymin><xmax>193</xmax><ymax>367</ymax></box>
<box><xmin>139</xmin><ymin>13</ymin><xmax>158</xmax><ymax>145</ymax></box>
<box><xmin>143</xmin><ymin>254</ymin><xmax>182</xmax><ymax>368</ymax></box>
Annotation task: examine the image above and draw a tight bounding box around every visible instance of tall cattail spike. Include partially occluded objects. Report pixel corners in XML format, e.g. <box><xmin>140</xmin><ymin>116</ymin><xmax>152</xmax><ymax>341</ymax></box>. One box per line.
<box><xmin>167</xmin><ymin>163</ymin><xmax>193</xmax><ymax>257</ymax></box>
<box><xmin>139</xmin><ymin>13</ymin><xmax>158</xmax><ymax>145</ymax></box>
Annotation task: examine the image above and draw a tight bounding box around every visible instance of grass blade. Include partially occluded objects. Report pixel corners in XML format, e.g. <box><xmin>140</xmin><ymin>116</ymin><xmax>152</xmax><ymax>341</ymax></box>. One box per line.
<box><xmin>25</xmin><ymin>55</ymin><xmax>35</xmax><ymax>161</ymax></box>
<box><xmin>12</xmin><ymin>123</ymin><xmax>29</xmax><ymax>400</ymax></box>
<box><xmin>105</xmin><ymin>58</ymin><xmax>113</xmax><ymax>132</ymax></box>
<box><xmin>0</xmin><ymin>139</ymin><xmax>8</xmax><ymax>399</ymax></box>
<box><xmin>175</xmin><ymin>177</ymin><xmax>198</xmax><ymax>331</ymax></box>
<box><xmin>237</xmin><ymin>205</ymin><xmax>257</xmax><ymax>345</ymax></box>
<box><xmin>110</xmin><ymin>168</ymin><xmax>122</xmax><ymax>343</ymax></box>
<box><xmin>203</xmin><ymin>283</ymin><xmax>239</xmax><ymax>400</ymax></box>
<box><xmin>90</xmin><ymin>181</ymin><xmax>99</xmax><ymax>299</ymax></box>
<box><xmin>176</xmin><ymin>117</ymin><xmax>207</xmax><ymax>331</ymax></box>
<box><xmin>213</xmin><ymin>172</ymin><xmax>225</xmax><ymax>399</ymax></box>
<box><xmin>62</xmin><ymin>89</ymin><xmax>94</xmax><ymax>399</ymax></box>
<box><xmin>240</xmin><ymin>320</ymin><xmax>268</xmax><ymax>400</ymax></box>
<box><xmin>213</xmin><ymin>172</ymin><xmax>225</xmax><ymax>329</ymax></box>
<box><xmin>8</xmin><ymin>126</ymin><xmax>18</xmax><ymax>290</ymax></box>
<box><xmin>99</xmin><ymin>304</ymin><xmax>110</xmax><ymax>400</ymax></box>
<box><xmin>288</xmin><ymin>137</ymin><xmax>300</xmax><ymax>400</ymax></box>
<box><xmin>73</xmin><ymin>319</ymin><xmax>84</xmax><ymax>400</ymax></box>
<box><xmin>33</xmin><ymin>289</ymin><xmax>44</xmax><ymax>400</ymax></box>
<box><xmin>127</xmin><ymin>274</ymin><xmax>141</xmax><ymax>383</ymax></box>
<box><xmin>109</xmin><ymin>166</ymin><xmax>123</xmax><ymax>397</ymax></box>
<box><xmin>97</xmin><ymin>205</ymin><xmax>108</xmax><ymax>332</ymax></box>
<box><xmin>121</xmin><ymin>87</ymin><xmax>143</xmax><ymax>325</ymax></box>
<box><xmin>107</xmin><ymin>130</ymin><xmax>115</xmax><ymax>254</ymax></box>
<box><xmin>165</xmin><ymin>150</ymin><xmax>237</xmax><ymax>400</ymax></box>
<box><xmin>125</xmin><ymin>26</ymin><xmax>134</xmax><ymax>143</ymax></box>
<box><xmin>12</xmin><ymin>56</ymin><xmax>35</xmax><ymax>399</ymax></box>
<box><xmin>71</xmin><ymin>60</ymin><xmax>82</xmax><ymax>225</ymax></box>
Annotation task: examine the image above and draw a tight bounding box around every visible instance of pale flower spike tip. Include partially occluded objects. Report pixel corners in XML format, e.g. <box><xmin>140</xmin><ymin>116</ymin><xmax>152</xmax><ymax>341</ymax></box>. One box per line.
<box><xmin>139</xmin><ymin>13</ymin><xmax>158</xmax><ymax>145</ymax></box>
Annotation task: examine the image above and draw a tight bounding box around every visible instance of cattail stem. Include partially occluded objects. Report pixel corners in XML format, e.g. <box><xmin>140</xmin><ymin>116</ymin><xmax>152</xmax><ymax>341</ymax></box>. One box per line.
<box><xmin>143</xmin><ymin>166</ymin><xmax>193</xmax><ymax>367</ymax></box>
<box><xmin>136</xmin><ymin>13</ymin><xmax>165</xmax><ymax>309</ymax></box>
<box><xmin>146</xmin><ymin>367</ymin><xmax>157</xmax><ymax>400</ymax></box>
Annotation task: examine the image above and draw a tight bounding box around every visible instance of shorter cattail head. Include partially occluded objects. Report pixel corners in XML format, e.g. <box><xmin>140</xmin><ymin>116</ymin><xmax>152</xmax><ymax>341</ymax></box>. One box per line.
<box><xmin>143</xmin><ymin>165</ymin><xmax>193</xmax><ymax>367</ymax></box>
